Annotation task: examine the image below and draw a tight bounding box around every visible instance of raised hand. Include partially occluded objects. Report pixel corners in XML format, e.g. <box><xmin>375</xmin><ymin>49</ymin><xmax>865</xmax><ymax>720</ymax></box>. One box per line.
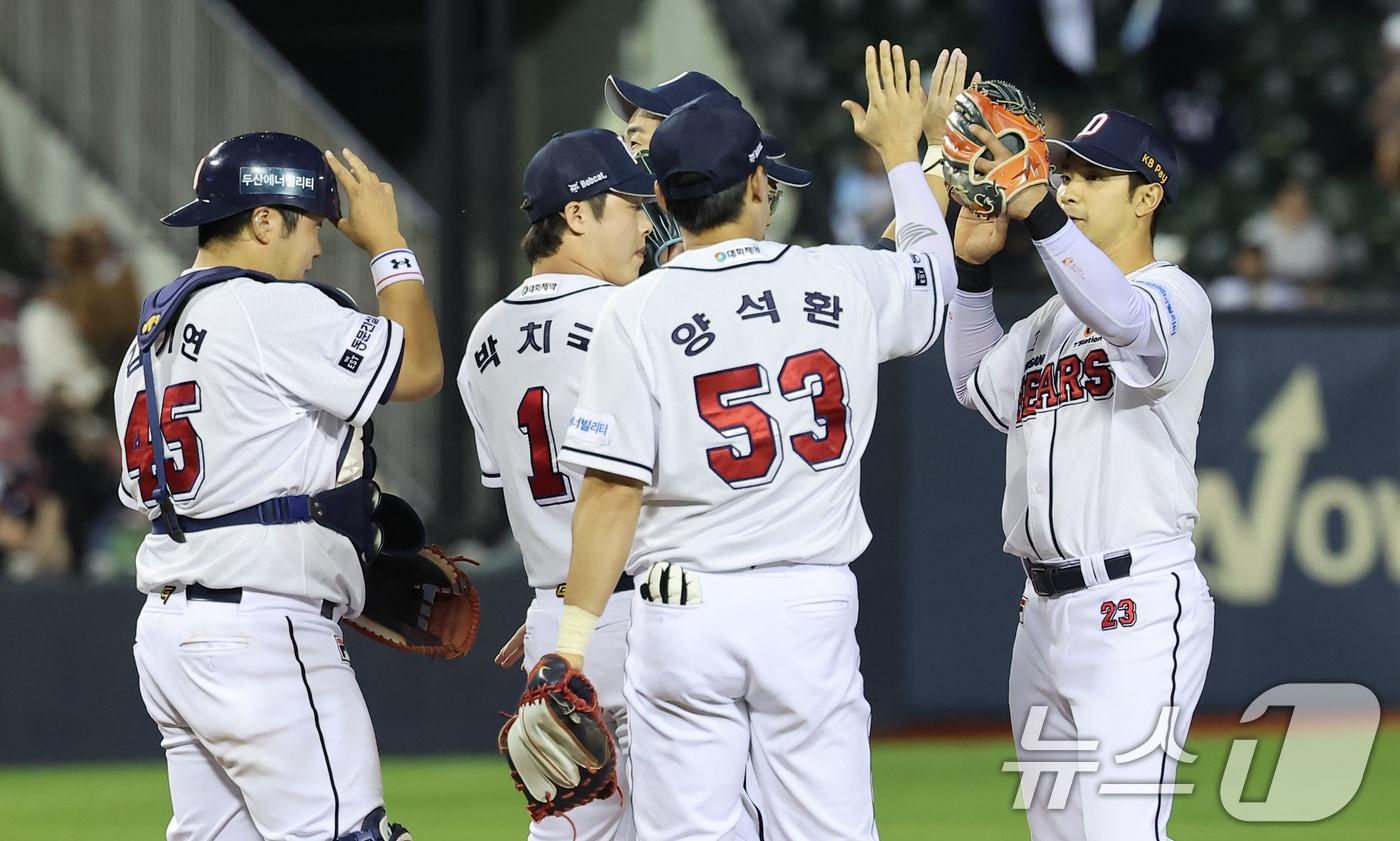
<box><xmin>841</xmin><ymin>40</ymin><xmax>927</xmax><ymax>168</ymax></box>
<box><xmin>495</xmin><ymin>623</ymin><xmax>527</xmax><ymax>669</ymax></box>
<box><xmin>924</xmin><ymin>48</ymin><xmax>979</xmax><ymax>145</ymax></box>
<box><xmin>966</xmin><ymin>124</ymin><xmax>1050</xmax><ymax>219</ymax></box>
<box><xmin>323</xmin><ymin>148</ymin><xmax>408</xmax><ymax>254</ymax></box>
<box><xmin>953</xmin><ymin>205</ymin><xmax>1011</xmax><ymax>265</ymax></box>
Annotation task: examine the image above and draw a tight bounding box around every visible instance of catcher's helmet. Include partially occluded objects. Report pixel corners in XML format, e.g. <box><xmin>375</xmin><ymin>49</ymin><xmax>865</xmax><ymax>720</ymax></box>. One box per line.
<box><xmin>161</xmin><ymin>132</ymin><xmax>341</xmax><ymax>227</ymax></box>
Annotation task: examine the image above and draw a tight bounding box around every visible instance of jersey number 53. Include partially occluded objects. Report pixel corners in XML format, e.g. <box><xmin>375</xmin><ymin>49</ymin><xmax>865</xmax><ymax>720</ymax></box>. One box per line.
<box><xmin>694</xmin><ymin>349</ymin><xmax>852</xmax><ymax>489</ymax></box>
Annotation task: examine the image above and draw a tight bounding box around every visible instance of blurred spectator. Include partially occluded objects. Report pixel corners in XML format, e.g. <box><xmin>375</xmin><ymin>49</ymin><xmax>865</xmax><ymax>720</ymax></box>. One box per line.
<box><xmin>45</xmin><ymin>218</ymin><xmax>142</xmax><ymax>373</ymax></box>
<box><xmin>15</xmin><ymin>219</ymin><xmax>139</xmax><ymax>577</ymax></box>
<box><xmin>1369</xmin><ymin>13</ymin><xmax>1400</xmax><ymax>189</ymax></box>
<box><xmin>1207</xmin><ymin>242</ymin><xmax>1305</xmax><ymax>312</ymax></box>
<box><xmin>1239</xmin><ymin>180</ymin><xmax>1337</xmax><ymax>293</ymax></box>
<box><xmin>830</xmin><ymin>146</ymin><xmax>894</xmax><ymax>246</ymax></box>
<box><xmin>0</xmin><ymin>470</ymin><xmax>71</xmax><ymax>580</ymax></box>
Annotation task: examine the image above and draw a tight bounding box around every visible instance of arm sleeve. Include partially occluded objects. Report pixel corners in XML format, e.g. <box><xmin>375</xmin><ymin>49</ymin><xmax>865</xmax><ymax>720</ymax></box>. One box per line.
<box><xmin>1023</xmin><ymin>196</ymin><xmax>1174</xmax><ymax>388</ymax></box>
<box><xmin>808</xmin><ymin>244</ymin><xmax>945</xmax><ymax>361</ymax></box>
<box><xmin>558</xmin><ymin>297</ymin><xmax>658</xmax><ymax>485</ymax></box>
<box><xmin>1025</xmin><ymin>197</ymin><xmax>1156</xmax><ymax>347</ymax></box>
<box><xmin>241</xmin><ymin>284</ymin><xmax>405</xmax><ymax>427</ymax></box>
<box><xmin>958</xmin><ymin>311</ymin><xmax>1040</xmax><ymax>433</ymax></box>
<box><xmin>945</xmin><ymin>289</ymin><xmax>1005</xmax><ymax>409</ymax></box>
<box><xmin>459</xmin><ymin>379</ymin><xmax>502</xmax><ymax>488</ymax></box>
<box><xmin>887</xmin><ymin>162</ymin><xmax>959</xmax><ymax>304</ymax></box>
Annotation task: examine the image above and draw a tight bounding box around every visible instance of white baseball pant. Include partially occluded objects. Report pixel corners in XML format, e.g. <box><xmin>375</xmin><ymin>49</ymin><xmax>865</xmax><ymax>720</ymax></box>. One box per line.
<box><xmin>133</xmin><ymin>588</ymin><xmax>385</xmax><ymax>841</ymax></box>
<box><xmin>1009</xmin><ymin>541</ymin><xmax>1214</xmax><ymax>841</ymax></box>
<box><xmin>624</xmin><ymin>562</ymin><xmax>878</xmax><ymax>841</ymax></box>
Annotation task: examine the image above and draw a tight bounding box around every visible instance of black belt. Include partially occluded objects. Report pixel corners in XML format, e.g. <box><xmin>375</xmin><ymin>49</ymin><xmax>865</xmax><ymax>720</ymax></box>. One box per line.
<box><xmin>552</xmin><ymin>576</ymin><xmax>633</xmax><ymax>599</ymax></box>
<box><xmin>1021</xmin><ymin>550</ymin><xmax>1133</xmax><ymax>597</ymax></box>
<box><xmin>185</xmin><ymin>583</ymin><xmax>337</xmax><ymax>620</ymax></box>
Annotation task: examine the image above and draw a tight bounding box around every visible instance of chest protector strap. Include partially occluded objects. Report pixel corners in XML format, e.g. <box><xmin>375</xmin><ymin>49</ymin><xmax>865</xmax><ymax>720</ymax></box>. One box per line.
<box><xmin>135</xmin><ymin>268</ymin><xmax>367</xmax><ymax>545</ymax></box>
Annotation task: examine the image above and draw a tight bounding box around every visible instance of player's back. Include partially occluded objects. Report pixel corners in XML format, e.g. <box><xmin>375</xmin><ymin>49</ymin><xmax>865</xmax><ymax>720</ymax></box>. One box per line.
<box><xmin>561</xmin><ymin>237</ymin><xmax>943</xmax><ymax>574</ymax></box>
<box><xmin>115</xmin><ymin>274</ymin><xmax>404</xmax><ymax>602</ymax></box>
<box><xmin>459</xmin><ymin>274</ymin><xmax>618</xmax><ymax>588</ymax></box>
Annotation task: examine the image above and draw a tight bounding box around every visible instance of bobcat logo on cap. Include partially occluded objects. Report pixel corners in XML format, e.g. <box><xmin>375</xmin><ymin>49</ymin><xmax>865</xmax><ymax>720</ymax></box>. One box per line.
<box><xmin>568</xmin><ymin>171</ymin><xmax>608</xmax><ymax>194</ymax></box>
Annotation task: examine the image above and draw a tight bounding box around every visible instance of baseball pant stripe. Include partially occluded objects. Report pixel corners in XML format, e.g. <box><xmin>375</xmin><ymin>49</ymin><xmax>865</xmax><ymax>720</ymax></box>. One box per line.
<box><xmin>1154</xmin><ymin>572</ymin><xmax>1182</xmax><ymax>841</ymax></box>
<box><xmin>742</xmin><ymin>772</ymin><xmax>766</xmax><ymax>840</ymax></box>
<box><xmin>287</xmin><ymin>616</ymin><xmax>340</xmax><ymax>838</ymax></box>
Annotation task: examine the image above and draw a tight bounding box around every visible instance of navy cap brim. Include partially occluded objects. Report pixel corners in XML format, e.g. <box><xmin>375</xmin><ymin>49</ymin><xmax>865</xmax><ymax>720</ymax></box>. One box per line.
<box><xmin>1047</xmin><ymin>138</ymin><xmax>1137</xmax><ymax>174</ymax></box>
<box><xmin>609</xmin><ymin>168</ymin><xmax>658</xmax><ymax>200</ymax></box>
<box><xmin>764</xmin><ymin>158</ymin><xmax>811</xmax><ymax>188</ymax></box>
<box><xmin>160</xmin><ymin>199</ymin><xmax>222</xmax><ymax>227</ymax></box>
<box><xmin>605</xmin><ymin>75</ymin><xmax>670</xmax><ymax>121</ymax></box>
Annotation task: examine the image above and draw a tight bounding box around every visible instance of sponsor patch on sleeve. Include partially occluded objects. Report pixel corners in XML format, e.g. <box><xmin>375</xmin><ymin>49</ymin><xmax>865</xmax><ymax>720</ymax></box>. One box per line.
<box><xmin>909</xmin><ymin>253</ymin><xmax>931</xmax><ymax>288</ymax></box>
<box><xmin>568</xmin><ymin>408</ymin><xmax>615</xmax><ymax>448</ymax></box>
<box><xmin>340</xmin><ymin>315</ymin><xmax>381</xmax><ymax>367</ymax></box>
<box><xmin>338</xmin><ymin>350</ymin><xmax>364</xmax><ymax>372</ymax></box>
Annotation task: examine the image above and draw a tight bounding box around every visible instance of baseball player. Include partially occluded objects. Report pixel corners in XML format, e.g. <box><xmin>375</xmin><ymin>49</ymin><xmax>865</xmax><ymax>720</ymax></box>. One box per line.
<box><xmin>460</xmin><ymin>128</ymin><xmax>653</xmax><ymax>840</ymax></box>
<box><xmin>508</xmin><ymin>42</ymin><xmax>957</xmax><ymax>840</ymax></box>
<box><xmin>118</xmin><ymin>132</ymin><xmax>442</xmax><ymax>841</ymax></box>
<box><xmin>943</xmin><ymin>109</ymin><xmax>1215</xmax><ymax>840</ymax></box>
<box><xmin>604</xmin><ymin>70</ymin><xmax>810</xmax><ymax>269</ymax></box>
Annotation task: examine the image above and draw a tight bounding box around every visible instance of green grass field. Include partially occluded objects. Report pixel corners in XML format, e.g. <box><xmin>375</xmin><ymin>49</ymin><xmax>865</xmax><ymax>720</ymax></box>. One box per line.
<box><xmin>4</xmin><ymin>726</ymin><xmax>1395</xmax><ymax>838</ymax></box>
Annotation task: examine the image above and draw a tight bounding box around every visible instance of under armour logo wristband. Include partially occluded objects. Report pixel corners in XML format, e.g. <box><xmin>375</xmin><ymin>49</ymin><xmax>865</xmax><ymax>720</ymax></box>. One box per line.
<box><xmin>370</xmin><ymin>248</ymin><xmax>425</xmax><ymax>294</ymax></box>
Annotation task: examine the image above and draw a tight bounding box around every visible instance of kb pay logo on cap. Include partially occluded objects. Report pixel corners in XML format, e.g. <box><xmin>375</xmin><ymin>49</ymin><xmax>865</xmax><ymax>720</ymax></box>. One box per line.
<box><xmin>568</xmin><ymin>171</ymin><xmax>608</xmax><ymax>194</ymax></box>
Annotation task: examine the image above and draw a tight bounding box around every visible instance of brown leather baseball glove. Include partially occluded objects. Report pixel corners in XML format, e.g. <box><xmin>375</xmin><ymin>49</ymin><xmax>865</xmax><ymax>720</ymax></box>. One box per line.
<box><xmin>344</xmin><ymin>544</ymin><xmax>481</xmax><ymax>659</ymax></box>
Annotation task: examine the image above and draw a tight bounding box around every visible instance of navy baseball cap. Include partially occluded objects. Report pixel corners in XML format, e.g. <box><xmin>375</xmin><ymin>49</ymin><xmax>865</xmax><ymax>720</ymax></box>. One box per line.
<box><xmin>649</xmin><ymin>94</ymin><xmax>812</xmax><ymax>200</ymax></box>
<box><xmin>521</xmin><ymin>129</ymin><xmax>656</xmax><ymax>223</ymax></box>
<box><xmin>1049</xmin><ymin>111</ymin><xmax>1179</xmax><ymax>202</ymax></box>
<box><xmin>605</xmin><ymin>71</ymin><xmax>792</xmax><ymax>159</ymax></box>
<box><xmin>605</xmin><ymin>71</ymin><xmax>728</xmax><ymax>121</ymax></box>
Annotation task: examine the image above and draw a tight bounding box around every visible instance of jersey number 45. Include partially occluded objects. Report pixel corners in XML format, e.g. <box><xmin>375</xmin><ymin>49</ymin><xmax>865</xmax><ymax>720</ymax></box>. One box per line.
<box><xmin>694</xmin><ymin>349</ymin><xmax>852</xmax><ymax>489</ymax></box>
<box><xmin>122</xmin><ymin>382</ymin><xmax>206</xmax><ymax>504</ymax></box>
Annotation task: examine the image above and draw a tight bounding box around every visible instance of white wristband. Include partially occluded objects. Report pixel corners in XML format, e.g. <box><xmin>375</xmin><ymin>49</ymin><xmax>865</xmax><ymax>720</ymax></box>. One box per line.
<box><xmin>556</xmin><ymin>604</ymin><xmax>600</xmax><ymax>658</ymax></box>
<box><xmin>370</xmin><ymin>248</ymin><xmax>425</xmax><ymax>294</ymax></box>
<box><xmin>922</xmin><ymin>143</ymin><xmax>944</xmax><ymax>173</ymax></box>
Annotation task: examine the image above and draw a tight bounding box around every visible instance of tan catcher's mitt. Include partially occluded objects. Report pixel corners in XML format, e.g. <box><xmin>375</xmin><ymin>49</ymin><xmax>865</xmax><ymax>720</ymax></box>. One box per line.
<box><xmin>499</xmin><ymin>654</ymin><xmax>619</xmax><ymax>822</ymax></box>
<box><xmin>942</xmin><ymin>79</ymin><xmax>1050</xmax><ymax>219</ymax></box>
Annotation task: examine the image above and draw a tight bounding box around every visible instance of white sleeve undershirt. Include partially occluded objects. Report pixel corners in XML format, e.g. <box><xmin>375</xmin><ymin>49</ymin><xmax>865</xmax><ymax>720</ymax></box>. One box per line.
<box><xmin>1030</xmin><ymin>215</ymin><xmax>1164</xmax><ymax>359</ymax></box>
<box><xmin>886</xmin><ymin>162</ymin><xmax>958</xmax><ymax>302</ymax></box>
<box><xmin>945</xmin><ymin>289</ymin><xmax>1004</xmax><ymax>408</ymax></box>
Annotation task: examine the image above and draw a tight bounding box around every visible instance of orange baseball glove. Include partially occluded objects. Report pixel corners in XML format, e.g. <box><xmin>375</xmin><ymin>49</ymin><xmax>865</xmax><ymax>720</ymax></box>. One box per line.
<box><xmin>942</xmin><ymin>80</ymin><xmax>1050</xmax><ymax>219</ymax></box>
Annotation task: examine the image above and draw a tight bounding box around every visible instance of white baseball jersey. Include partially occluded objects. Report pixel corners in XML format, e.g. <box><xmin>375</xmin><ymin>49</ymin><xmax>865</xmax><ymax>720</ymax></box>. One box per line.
<box><xmin>965</xmin><ymin>260</ymin><xmax>1213</xmax><ymax>560</ymax></box>
<box><xmin>458</xmin><ymin>273</ymin><xmax>617</xmax><ymax>589</ymax></box>
<box><xmin>114</xmin><ymin>274</ymin><xmax>404</xmax><ymax>611</ymax></box>
<box><xmin>559</xmin><ymin>237</ymin><xmax>944</xmax><ymax>575</ymax></box>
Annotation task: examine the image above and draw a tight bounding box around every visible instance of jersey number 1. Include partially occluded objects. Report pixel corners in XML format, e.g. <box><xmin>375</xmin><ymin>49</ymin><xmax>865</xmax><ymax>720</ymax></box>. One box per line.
<box><xmin>123</xmin><ymin>382</ymin><xmax>205</xmax><ymax>504</ymax></box>
<box><xmin>517</xmin><ymin>386</ymin><xmax>575</xmax><ymax>506</ymax></box>
<box><xmin>693</xmin><ymin>349</ymin><xmax>852</xmax><ymax>489</ymax></box>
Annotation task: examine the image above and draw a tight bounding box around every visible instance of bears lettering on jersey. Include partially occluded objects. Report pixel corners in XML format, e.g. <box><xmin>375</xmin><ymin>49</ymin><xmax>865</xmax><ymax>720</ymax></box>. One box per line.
<box><xmin>1016</xmin><ymin>347</ymin><xmax>1115</xmax><ymax>423</ymax></box>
